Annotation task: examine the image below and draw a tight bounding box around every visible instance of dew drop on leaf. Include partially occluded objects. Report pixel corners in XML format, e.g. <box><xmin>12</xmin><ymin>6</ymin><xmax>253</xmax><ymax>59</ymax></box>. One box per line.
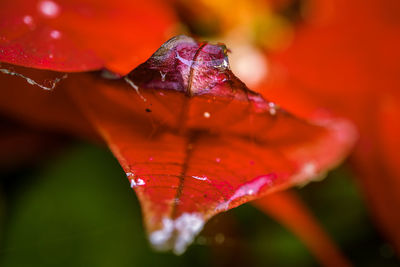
<box><xmin>38</xmin><ymin>0</ymin><xmax>60</xmax><ymax>18</ymax></box>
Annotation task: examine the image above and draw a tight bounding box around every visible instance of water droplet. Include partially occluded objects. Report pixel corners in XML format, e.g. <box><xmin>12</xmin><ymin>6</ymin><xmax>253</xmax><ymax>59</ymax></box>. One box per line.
<box><xmin>136</xmin><ymin>178</ymin><xmax>145</xmax><ymax>185</ymax></box>
<box><xmin>127</xmin><ymin>172</ymin><xmax>145</xmax><ymax>187</ymax></box>
<box><xmin>215</xmin><ymin>174</ymin><xmax>275</xmax><ymax>211</ymax></box>
<box><xmin>50</xmin><ymin>30</ymin><xmax>61</xmax><ymax>39</ymax></box>
<box><xmin>175</xmin><ymin>50</ymin><xmax>194</xmax><ymax>67</ymax></box>
<box><xmin>0</xmin><ymin>67</ymin><xmax>67</xmax><ymax>90</ymax></box>
<box><xmin>124</xmin><ymin>76</ymin><xmax>147</xmax><ymax>102</ymax></box>
<box><xmin>192</xmin><ymin>175</ymin><xmax>209</xmax><ymax>181</ymax></box>
<box><xmin>268</xmin><ymin>102</ymin><xmax>277</xmax><ymax>115</ymax></box>
<box><xmin>130</xmin><ymin>177</ymin><xmax>145</xmax><ymax>188</ymax></box>
<box><xmin>149</xmin><ymin>218</ymin><xmax>174</xmax><ymax>248</ymax></box>
<box><xmin>215</xmin><ymin>157</ymin><xmax>221</xmax><ymax>163</ymax></box>
<box><xmin>294</xmin><ymin>162</ymin><xmax>324</xmax><ymax>187</ymax></box>
<box><xmin>215</xmin><ymin>73</ymin><xmax>227</xmax><ymax>83</ymax></box>
<box><xmin>148</xmin><ymin>157</ymin><xmax>154</xmax><ymax>161</ymax></box>
<box><xmin>23</xmin><ymin>15</ymin><xmax>34</xmax><ymax>25</ymax></box>
<box><xmin>150</xmin><ymin>213</ymin><xmax>205</xmax><ymax>255</ymax></box>
<box><xmin>38</xmin><ymin>0</ymin><xmax>60</xmax><ymax>18</ymax></box>
<box><xmin>203</xmin><ymin>111</ymin><xmax>211</xmax><ymax>118</ymax></box>
<box><xmin>302</xmin><ymin>162</ymin><xmax>316</xmax><ymax>176</ymax></box>
<box><xmin>48</xmin><ymin>53</ymin><xmax>54</xmax><ymax>59</ymax></box>
<box><xmin>160</xmin><ymin>71</ymin><xmax>166</xmax><ymax>82</ymax></box>
<box><xmin>213</xmin><ymin>58</ymin><xmax>229</xmax><ymax>70</ymax></box>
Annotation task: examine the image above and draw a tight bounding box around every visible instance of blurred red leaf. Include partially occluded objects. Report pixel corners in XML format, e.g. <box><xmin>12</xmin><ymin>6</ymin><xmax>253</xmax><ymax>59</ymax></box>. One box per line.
<box><xmin>0</xmin><ymin>0</ymin><xmax>176</xmax><ymax>74</ymax></box>
<box><xmin>261</xmin><ymin>0</ymin><xmax>400</xmax><ymax>253</ymax></box>
<box><xmin>254</xmin><ymin>191</ymin><xmax>351</xmax><ymax>267</ymax></box>
<box><xmin>0</xmin><ymin>63</ymin><xmax>97</xmax><ymax>139</ymax></box>
<box><xmin>65</xmin><ymin>36</ymin><xmax>356</xmax><ymax>253</ymax></box>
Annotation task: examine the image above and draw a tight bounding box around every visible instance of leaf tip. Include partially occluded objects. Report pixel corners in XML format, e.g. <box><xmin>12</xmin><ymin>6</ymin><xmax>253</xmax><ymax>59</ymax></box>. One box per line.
<box><xmin>149</xmin><ymin>212</ymin><xmax>205</xmax><ymax>255</ymax></box>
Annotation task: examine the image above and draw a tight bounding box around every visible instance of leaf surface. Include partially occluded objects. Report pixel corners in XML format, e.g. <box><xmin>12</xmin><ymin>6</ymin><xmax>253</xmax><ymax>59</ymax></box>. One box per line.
<box><xmin>67</xmin><ymin>36</ymin><xmax>356</xmax><ymax>253</ymax></box>
<box><xmin>0</xmin><ymin>0</ymin><xmax>176</xmax><ymax>74</ymax></box>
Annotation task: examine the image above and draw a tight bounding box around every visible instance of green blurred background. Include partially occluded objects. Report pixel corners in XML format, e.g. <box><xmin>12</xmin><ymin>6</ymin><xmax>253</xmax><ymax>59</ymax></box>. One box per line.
<box><xmin>0</xmin><ymin>142</ymin><xmax>399</xmax><ymax>266</ymax></box>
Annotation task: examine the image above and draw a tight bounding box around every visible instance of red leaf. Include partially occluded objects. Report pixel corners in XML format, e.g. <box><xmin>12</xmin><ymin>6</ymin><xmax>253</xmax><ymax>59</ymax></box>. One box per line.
<box><xmin>352</xmin><ymin>93</ymin><xmax>400</xmax><ymax>253</ymax></box>
<box><xmin>260</xmin><ymin>0</ymin><xmax>400</xmax><ymax>253</ymax></box>
<box><xmin>253</xmin><ymin>191</ymin><xmax>351</xmax><ymax>267</ymax></box>
<box><xmin>66</xmin><ymin>36</ymin><xmax>356</xmax><ymax>253</ymax></box>
<box><xmin>0</xmin><ymin>0</ymin><xmax>176</xmax><ymax>74</ymax></box>
<box><xmin>0</xmin><ymin>63</ymin><xmax>97</xmax><ymax>139</ymax></box>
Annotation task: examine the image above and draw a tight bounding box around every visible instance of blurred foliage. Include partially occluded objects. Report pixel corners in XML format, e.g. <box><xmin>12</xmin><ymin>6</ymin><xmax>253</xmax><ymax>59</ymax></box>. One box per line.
<box><xmin>0</xmin><ymin>143</ymin><xmax>399</xmax><ymax>266</ymax></box>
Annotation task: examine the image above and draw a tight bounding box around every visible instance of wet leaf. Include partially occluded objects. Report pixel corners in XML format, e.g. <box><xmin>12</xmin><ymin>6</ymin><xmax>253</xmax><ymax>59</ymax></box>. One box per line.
<box><xmin>0</xmin><ymin>0</ymin><xmax>176</xmax><ymax>74</ymax></box>
<box><xmin>0</xmin><ymin>144</ymin><xmax>193</xmax><ymax>267</ymax></box>
<box><xmin>66</xmin><ymin>36</ymin><xmax>356</xmax><ymax>254</ymax></box>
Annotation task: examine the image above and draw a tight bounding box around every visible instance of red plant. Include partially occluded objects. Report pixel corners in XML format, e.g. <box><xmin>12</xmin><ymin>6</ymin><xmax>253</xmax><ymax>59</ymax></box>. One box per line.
<box><xmin>1</xmin><ymin>0</ymin><xmax>398</xmax><ymax>266</ymax></box>
<box><xmin>175</xmin><ymin>0</ymin><xmax>400</xmax><ymax>259</ymax></box>
<box><xmin>260</xmin><ymin>0</ymin><xmax>400</xmax><ymax>255</ymax></box>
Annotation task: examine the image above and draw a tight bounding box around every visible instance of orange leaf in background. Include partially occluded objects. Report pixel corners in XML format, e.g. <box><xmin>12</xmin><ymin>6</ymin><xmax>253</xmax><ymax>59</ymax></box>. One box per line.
<box><xmin>260</xmin><ymin>0</ymin><xmax>400</xmax><ymax>254</ymax></box>
<box><xmin>66</xmin><ymin>36</ymin><xmax>356</xmax><ymax>253</ymax></box>
<box><xmin>0</xmin><ymin>0</ymin><xmax>176</xmax><ymax>74</ymax></box>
